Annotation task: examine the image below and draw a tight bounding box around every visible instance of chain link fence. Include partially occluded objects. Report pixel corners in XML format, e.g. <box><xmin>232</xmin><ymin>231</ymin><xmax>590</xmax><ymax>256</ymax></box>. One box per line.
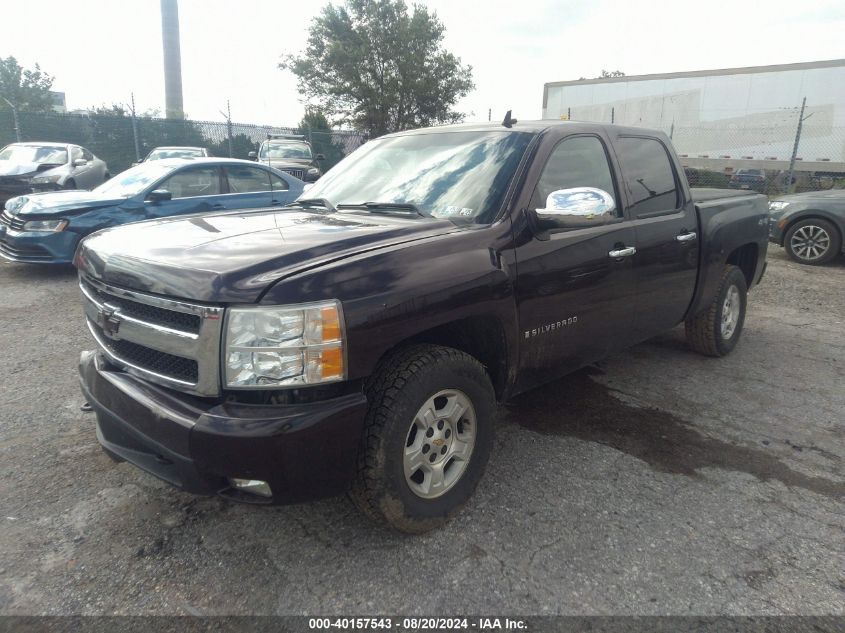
<box><xmin>0</xmin><ymin>110</ymin><xmax>366</xmax><ymax>175</ymax></box>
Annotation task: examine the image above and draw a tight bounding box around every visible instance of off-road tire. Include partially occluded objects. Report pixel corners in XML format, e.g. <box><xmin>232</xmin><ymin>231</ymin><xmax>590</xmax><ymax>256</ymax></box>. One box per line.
<box><xmin>784</xmin><ymin>218</ymin><xmax>841</xmax><ymax>265</ymax></box>
<box><xmin>350</xmin><ymin>344</ymin><xmax>495</xmax><ymax>534</ymax></box>
<box><xmin>685</xmin><ymin>265</ymin><xmax>748</xmax><ymax>357</ymax></box>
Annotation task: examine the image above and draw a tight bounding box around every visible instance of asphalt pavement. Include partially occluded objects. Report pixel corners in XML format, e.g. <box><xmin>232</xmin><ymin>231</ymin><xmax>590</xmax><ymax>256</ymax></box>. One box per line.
<box><xmin>0</xmin><ymin>248</ymin><xmax>842</xmax><ymax>616</ymax></box>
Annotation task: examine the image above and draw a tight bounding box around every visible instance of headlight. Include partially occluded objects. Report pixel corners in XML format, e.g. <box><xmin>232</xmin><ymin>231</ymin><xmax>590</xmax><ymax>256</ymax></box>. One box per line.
<box><xmin>306</xmin><ymin>167</ymin><xmax>320</xmax><ymax>176</ymax></box>
<box><xmin>768</xmin><ymin>201</ymin><xmax>789</xmax><ymax>212</ymax></box>
<box><xmin>224</xmin><ymin>300</ymin><xmax>345</xmax><ymax>388</ymax></box>
<box><xmin>30</xmin><ymin>174</ymin><xmax>62</xmax><ymax>184</ymax></box>
<box><xmin>23</xmin><ymin>219</ymin><xmax>68</xmax><ymax>232</ymax></box>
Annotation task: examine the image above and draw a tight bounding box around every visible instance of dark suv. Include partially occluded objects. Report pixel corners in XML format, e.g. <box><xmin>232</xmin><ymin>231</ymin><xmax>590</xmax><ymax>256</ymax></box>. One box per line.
<box><xmin>249</xmin><ymin>134</ymin><xmax>324</xmax><ymax>183</ymax></box>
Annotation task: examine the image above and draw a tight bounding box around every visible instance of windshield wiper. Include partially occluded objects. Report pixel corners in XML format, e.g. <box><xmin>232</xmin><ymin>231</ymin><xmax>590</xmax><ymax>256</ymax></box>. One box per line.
<box><xmin>336</xmin><ymin>202</ymin><xmax>430</xmax><ymax>217</ymax></box>
<box><xmin>285</xmin><ymin>197</ymin><xmax>337</xmax><ymax>213</ymax></box>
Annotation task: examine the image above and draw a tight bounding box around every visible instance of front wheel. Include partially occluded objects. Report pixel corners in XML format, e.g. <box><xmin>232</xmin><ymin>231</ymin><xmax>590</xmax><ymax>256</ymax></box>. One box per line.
<box><xmin>685</xmin><ymin>265</ymin><xmax>748</xmax><ymax>357</ymax></box>
<box><xmin>64</xmin><ymin>179</ymin><xmax>76</xmax><ymax>190</ymax></box>
<box><xmin>784</xmin><ymin>218</ymin><xmax>841</xmax><ymax>265</ymax></box>
<box><xmin>350</xmin><ymin>344</ymin><xmax>495</xmax><ymax>534</ymax></box>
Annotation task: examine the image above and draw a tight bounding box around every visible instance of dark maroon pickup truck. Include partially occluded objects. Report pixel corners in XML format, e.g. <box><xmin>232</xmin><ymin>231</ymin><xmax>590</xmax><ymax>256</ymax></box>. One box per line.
<box><xmin>75</xmin><ymin>120</ymin><xmax>768</xmax><ymax>533</ymax></box>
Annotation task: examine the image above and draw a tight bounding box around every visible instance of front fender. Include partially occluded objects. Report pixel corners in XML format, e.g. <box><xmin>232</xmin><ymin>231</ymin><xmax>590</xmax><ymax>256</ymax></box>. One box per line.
<box><xmin>260</xmin><ymin>226</ymin><xmax>519</xmax><ymax>389</ymax></box>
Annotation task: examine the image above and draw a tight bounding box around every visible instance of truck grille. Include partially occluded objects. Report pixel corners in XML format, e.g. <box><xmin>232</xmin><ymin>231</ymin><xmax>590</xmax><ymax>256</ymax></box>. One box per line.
<box><xmin>80</xmin><ymin>275</ymin><xmax>224</xmax><ymax>396</ymax></box>
<box><xmin>99</xmin><ymin>336</ymin><xmax>199</xmax><ymax>383</ymax></box>
<box><xmin>282</xmin><ymin>168</ymin><xmax>305</xmax><ymax>180</ymax></box>
<box><xmin>82</xmin><ymin>280</ymin><xmax>201</xmax><ymax>333</ymax></box>
<box><xmin>0</xmin><ymin>211</ymin><xmax>26</xmax><ymax>231</ymax></box>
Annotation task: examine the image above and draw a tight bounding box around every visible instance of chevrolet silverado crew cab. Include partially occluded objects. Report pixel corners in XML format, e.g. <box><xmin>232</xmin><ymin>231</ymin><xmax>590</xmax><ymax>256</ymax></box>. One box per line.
<box><xmin>76</xmin><ymin>119</ymin><xmax>768</xmax><ymax>533</ymax></box>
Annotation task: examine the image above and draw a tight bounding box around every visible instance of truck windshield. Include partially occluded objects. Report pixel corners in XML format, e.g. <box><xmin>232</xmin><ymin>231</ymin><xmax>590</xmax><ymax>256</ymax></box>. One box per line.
<box><xmin>304</xmin><ymin>130</ymin><xmax>533</xmax><ymax>224</ymax></box>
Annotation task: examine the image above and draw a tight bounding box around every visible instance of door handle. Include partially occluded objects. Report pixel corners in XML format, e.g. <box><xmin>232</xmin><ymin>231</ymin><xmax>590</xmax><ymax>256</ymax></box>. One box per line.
<box><xmin>608</xmin><ymin>246</ymin><xmax>636</xmax><ymax>258</ymax></box>
<box><xmin>211</xmin><ymin>203</ymin><xmax>225</xmax><ymax>209</ymax></box>
<box><xmin>676</xmin><ymin>232</ymin><xmax>697</xmax><ymax>242</ymax></box>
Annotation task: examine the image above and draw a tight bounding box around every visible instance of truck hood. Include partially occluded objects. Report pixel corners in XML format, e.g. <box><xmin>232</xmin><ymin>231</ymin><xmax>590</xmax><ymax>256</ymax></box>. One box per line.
<box><xmin>6</xmin><ymin>191</ymin><xmax>126</xmax><ymax>217</ymax></box>
<box><xmin>75</xmin><ymin>208</ymin><xmax>458</xmax><ymax>303</ymax></box>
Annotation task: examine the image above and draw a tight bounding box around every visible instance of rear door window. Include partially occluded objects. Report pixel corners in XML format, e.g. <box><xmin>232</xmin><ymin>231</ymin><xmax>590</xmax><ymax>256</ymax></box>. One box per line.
<box><xmin>269</xmin><ymin>172</ymin><xmax>289</xmax><ymax>191</ymax></box>
<box><xmin>225</xmin><ymin>165</ymin><xmax>272</xmax><ymax>193</ymax></box>
<box><xmin>616</xmin><ymin>137</ymin><xmax>680</xmax><ymax>217</ymax></box>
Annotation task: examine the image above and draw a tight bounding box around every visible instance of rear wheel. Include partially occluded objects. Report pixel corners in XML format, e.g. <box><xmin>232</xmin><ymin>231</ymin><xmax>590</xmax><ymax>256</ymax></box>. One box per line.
<box><xmin>784</xmin><ymin>218</ymin><xmax>840</xmax><ymax>265</ymax></box>
<box><xmin>685</xmin><ymin>265</ymin><xmax>748</xmax><ymax>357</ymax></box>
<box><xmin>350</xmin><ymin>344</ymin><xmax>495</xmax><ymax>534</ymax></box>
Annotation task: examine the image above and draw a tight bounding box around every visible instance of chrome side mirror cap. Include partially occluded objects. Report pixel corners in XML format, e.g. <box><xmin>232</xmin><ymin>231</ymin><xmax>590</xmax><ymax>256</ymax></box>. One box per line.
<box><xmin>535</xmin><ymin>187</ymin><xmax>616</xmax><ymax>230</ymax></box>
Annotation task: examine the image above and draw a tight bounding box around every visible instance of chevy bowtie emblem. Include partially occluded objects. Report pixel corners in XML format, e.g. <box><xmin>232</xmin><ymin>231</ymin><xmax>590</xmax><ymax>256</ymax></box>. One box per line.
<box><xmin>97</xmin><ymin>306</ymin><xmax>122</xmax><ymax>339</ymax></box>
<box><xmin>432</xmin><ymin>439</ymin><xmax>446</xmax><ymax>446</ymax></box>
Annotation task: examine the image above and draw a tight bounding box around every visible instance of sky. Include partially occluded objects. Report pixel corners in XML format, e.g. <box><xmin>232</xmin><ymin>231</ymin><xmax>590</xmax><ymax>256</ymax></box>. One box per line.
<box><xmin>2</xmin><ymin>0</ymin><xmax>844</xmax><ymax>127</ymax></box>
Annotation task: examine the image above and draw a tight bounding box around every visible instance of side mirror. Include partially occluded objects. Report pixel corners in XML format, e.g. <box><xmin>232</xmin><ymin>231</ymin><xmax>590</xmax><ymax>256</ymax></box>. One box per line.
<box><xmin>315</xmin><ymin>153</ymin><xmax>325</xmax><ymax>161</ymax></box>
<box><xmin>146</xmin><ymin>189</ymin><xmax>172</xmax><ymax>203</ymax></box>
<box><xmin>247</xmin><ymin>151</ymin><xmax>257</xmax><ymax>160</ymax></box>
<box><xmin>534</xmin><ymin>187</ymin><xmax>616</xmax><ymax>231</ymax></box>
<box><xmin>73</xmin><ymin>158</ymin><xmax>88</xmax><ymax>167</ymax></box>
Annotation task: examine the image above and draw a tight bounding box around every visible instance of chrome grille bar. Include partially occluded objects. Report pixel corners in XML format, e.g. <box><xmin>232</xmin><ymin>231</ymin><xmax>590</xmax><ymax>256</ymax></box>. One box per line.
<box><xmin>80</xmin><ymin>275</ymin><xmax>225</xmax><ymax>396</ymax></box>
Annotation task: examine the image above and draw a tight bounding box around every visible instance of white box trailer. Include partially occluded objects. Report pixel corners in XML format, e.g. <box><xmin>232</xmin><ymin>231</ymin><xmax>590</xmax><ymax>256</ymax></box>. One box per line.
<box><xmin>542</xmin><ymin>59</ymin><xmax>845</xmax><ymax>175</ymax></box>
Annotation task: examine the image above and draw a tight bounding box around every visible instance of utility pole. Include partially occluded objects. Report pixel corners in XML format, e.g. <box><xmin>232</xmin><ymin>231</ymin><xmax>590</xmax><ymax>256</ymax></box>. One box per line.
<box><xmin>786</xmin><ymin>97</ymin><xmax>812</xmax><ymax>194</ymax></box>
<box><xmin>130</xmin><ymin>92</ymin><xmax>141</xmax><ymax>162</ymax></box>
<box><xmin>218</xmin><ymin>101</ymin><xmax>234</xmax><ymax>157</ymax></box>
<box><xmin>1</xmin><ymin>97</ymin><xmax>21</xmax><ymax>142</ymax></box>
<box><xmin>226</xmin><ymin>100</ymin><xmax>233</xmax><ymax>158</ymax></box>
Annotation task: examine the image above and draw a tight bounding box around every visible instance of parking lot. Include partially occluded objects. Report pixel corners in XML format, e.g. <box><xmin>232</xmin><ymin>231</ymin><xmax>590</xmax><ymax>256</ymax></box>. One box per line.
<box><xmin>0</xmin><ymin>247</ymin><xmax>842</xmax><ymax>616</ymax></box>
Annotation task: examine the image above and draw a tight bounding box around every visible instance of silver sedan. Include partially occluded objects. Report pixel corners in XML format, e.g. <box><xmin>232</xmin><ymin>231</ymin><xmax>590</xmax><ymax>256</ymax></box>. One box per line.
<box><xmin>0</xmin><ymin>142</ymin><xmax>110</xmax><ymax>195</ymax></box>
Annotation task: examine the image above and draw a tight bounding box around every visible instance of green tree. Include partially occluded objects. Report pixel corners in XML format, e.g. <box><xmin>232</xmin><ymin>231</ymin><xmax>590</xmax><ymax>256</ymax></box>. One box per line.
<box><xmin>298</xmin><ymin>108</ymin><xmax>345</xmax><ymax>168</ymax></box>
<box><xmin>281</xmin><ymin>0</ymin><xmax>474</xmax><ymax>137</ymax></box>
<box><xmin>0</xmin><ymin>56</ymin><xmax>55</xmax><ymax>112</ymax></box>
<box><xmin>208</xmin><ymin>132</ymin><xmax>257</xmax><ymax>159</ymax></box>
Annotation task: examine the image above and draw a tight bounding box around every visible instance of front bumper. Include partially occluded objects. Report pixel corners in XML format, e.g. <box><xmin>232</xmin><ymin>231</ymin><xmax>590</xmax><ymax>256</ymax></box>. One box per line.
<box><xmin>0</xmin><ymin>224</ymin><xmax>78</xmax><ymax>263</ymax></box>
<box><xmin>79</xmin><ymin>350</ymin><xmax>369</xmax><ymax>504</ymax></box>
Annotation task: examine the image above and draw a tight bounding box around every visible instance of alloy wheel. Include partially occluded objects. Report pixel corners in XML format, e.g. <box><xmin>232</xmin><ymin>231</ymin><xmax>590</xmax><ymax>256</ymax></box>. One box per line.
<box><xmin>790</xmin><ymin>225</ymin><xmax>831</xmax><ymax>262</ymax></box>
<box><xmin>721</xmin><ymin>285</ymin><xmax>741</xmax><ymax>340</ymax></box>
<box><xmin>403</xmin><ymin>389</ymin><xmax>476</xmax><ymax>499</ymax></box>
